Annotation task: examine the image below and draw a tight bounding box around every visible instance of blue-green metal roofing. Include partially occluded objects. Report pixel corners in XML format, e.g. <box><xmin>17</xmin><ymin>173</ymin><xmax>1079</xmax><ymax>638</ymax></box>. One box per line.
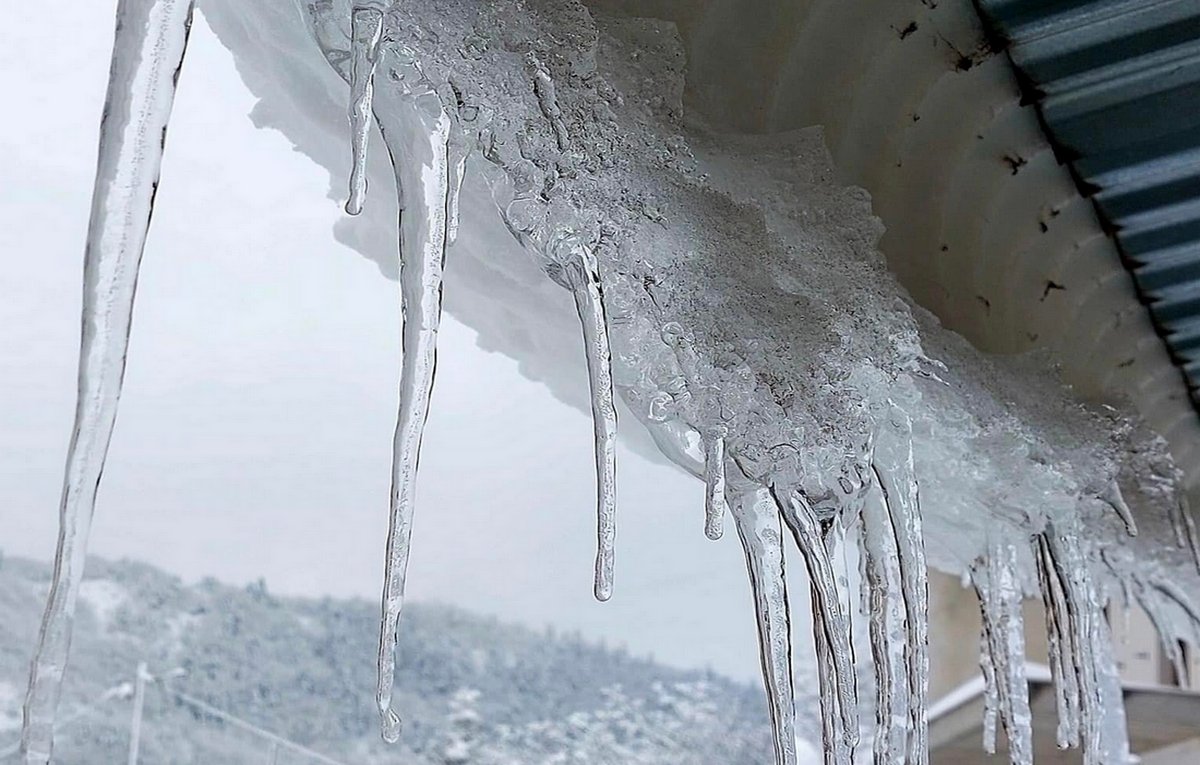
<box><xmin>976</xmin><ymin>0</ymin><xmax>1200</xmax><ymax>403</ymax></box>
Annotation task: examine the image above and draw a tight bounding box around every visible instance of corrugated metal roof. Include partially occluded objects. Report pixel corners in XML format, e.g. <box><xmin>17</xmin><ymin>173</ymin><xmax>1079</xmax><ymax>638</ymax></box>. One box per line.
<box><xmin>977</xmin><ymin>0</ymin><xmax>1200</xmax><ymax>404</ymax></box>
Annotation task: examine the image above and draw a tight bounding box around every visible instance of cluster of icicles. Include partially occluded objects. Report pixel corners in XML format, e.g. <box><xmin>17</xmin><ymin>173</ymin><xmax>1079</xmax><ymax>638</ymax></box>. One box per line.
<box><xmin>15</xmin><ymin>2</ymin><xmax>1173</xmax><ymax>764</ymax></box>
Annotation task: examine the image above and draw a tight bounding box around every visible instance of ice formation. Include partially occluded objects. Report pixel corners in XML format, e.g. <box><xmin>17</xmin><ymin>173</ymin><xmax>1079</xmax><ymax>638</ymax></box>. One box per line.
<box><xmin>971</xmin><ymin>539</ymin><xmax>1032</xmax><ymax>764</ymax></box>
<box><xmin>343</xmin><ymin>3</ymin><xmax>384</xmax><ymax>216</ymax></box>
<box><xmin>20</xmin><ymin>0</ymin><xmax>195</xmax><ymax>761</ymax></box>
<box><xmin>22</xmin><ymin>0</ymin><xmax>1200</xmax><ymax>763</ymax></box>
<box><xmin>702</xmin><ymin>431</ymin><xmax>728</xmax><ymax>541</ymax></box>
<box><xmin>367</xmin><ymin>38</ymin><xmax>453</xmax><ymax>743</ymax></box>
<box><xmin>728</xmin><ymin>482</ymin><xmax>798</xmax><ymax>764</ymax></box>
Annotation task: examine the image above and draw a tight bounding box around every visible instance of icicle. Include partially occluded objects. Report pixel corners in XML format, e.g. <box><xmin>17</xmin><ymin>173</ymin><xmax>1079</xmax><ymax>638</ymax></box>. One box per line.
<box><xmin>728</xmin><ymin>480</ymin><xmax>798</xmax><ymax>765</ymax></box>
<box><xmin>703</xmin><ymin>431</ymin><xmax>728</xmax><ymax>540</ymax></box>
<box><xmin>657</xmin><ymin>321</ymin><xmax>724</xmax><ymax>542</ymax></box>
<box><xmin>1139</xmin><ymin>577</ymin><xmax>1200</xmax><ymax>686</ymax></box>
<box><xmin>1148</xmin><ymin>577</ymin><xmax>1200</xmax><ymax>627</ymax></box>
<box><xmin>1035</xmin><ymin>525</ymin><xmax>1131</xmax><ymax>765</ymax></box>
<box><xmin>558</xmin><ymin>240</ymin><xmax>618</xmax><ymax>602</ymax></box>
<box><xmin>771</xmin><ymin>487</ymin><xmax>858</xmax><ymax>756</ymax></box>
<box><xmin>1118</xmin><ymin>574</ymin><xmax>1133</xmax><ymax>639</ymax></box>
<box><xmin>811</xmin><ymin>579</ymin><xmax>850</xmax><ymax>765</ymax></box>
<box><xmin>446</xmin><ymin>136</ymin><xmax>467</xmax><ymax>244</ymax></box>
<box><xmin>20</xmin><ymin>2</ymin><xmax>194</xmax><ymax>761</ymax></box>
<box><xmin>972</xmin><ymin>540</ymin><xmax>1033</xmax><ymax>765</ymax></box>
<box><xmin>1139</xmin><ymin>590</ymin><xmax>1189</xmax><ymax>684</ymax></box>
<box><xmin>860</xmin><ymin>485</ymin><xmax>907</xmax><ymax>765</ymax></box>
<box><xmin>1179</xmin><ymin>495</ymin><xmax>1200</xmax><ymax>574</ymax></box>
<box><xmin>345</xmin><ymin>3</ymin><xmax>385</xmax><ymax>216</ymax></box>
<box><xmin>1099</xmin><ymin>480</ymin><xmax>1138</xmax><ymax>537</ymax></box>
<box><xmin>371</xmin><ymin>56</ymin><xmax>453</xmax><ymax>744</ymax></box>
<box><xmin>1034</xmin><ymin>533</ymin><xmax>1079</xmax><ymax>749</ymax></box>
<box><xmin>437</xmin><ymin>80</ymin><xmax>470</xmax><ymax>245</ymax></box>
<box><xmin>979</xmin><ymin>625</ymin><xmax>1000</xmax><ymax>755</ymax></box>
<box><xmin>527</xmin><ymin>53</ymin><xmax>570</xmax><ymax>151</ymax></box>
<box><xmin>871</xmin><ymin>406</ymin><xmax>929</xmax><ymax>765</ymax></box>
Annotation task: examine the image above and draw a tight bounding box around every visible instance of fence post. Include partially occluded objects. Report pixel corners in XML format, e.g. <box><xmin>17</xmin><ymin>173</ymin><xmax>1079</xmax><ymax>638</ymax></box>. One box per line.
<box><xmin>127</xmin><ymin>661</ymin><xmax>148</xmax><ymax>765</ymax></box>
<box><xmin>267</xmin><ymin>741</ymin><xmax>280</xmax><ymax>764</ymax></box>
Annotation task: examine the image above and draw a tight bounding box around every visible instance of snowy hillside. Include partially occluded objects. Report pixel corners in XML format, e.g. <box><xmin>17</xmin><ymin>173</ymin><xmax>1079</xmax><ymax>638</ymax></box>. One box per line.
<box><xmin>0</xmin><ymin>554</ymin><xmax>782</xmax><ymax>763</ymax></box>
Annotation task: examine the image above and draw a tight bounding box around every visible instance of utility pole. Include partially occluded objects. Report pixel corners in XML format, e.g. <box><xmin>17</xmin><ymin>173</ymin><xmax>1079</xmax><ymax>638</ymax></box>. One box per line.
<box><xmin>127</xmin><ymin>661</ymin><xmax>148</xmax><ymax>765</ymax></box>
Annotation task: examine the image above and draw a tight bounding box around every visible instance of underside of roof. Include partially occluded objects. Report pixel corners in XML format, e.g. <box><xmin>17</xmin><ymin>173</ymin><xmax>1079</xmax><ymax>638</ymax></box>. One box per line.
<box><xmin>977</xmin><ymin>0</ymin><xmax>1200</xmax><ymax>407</ymax></box>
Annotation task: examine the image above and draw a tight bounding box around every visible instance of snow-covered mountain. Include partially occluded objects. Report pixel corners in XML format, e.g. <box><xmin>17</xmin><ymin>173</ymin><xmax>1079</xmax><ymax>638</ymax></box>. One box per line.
<box><xmin>0</xmin><ymin>554</ymin><xmax>784</xmax><ymax>763</ymax></box>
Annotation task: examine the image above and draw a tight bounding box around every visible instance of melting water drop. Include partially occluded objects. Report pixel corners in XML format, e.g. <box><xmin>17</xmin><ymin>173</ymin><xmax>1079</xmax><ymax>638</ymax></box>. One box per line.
<box><xmin>21</xmin><ymin>1</ymin><xmax>195</xmax><ymax>760</ymax></box>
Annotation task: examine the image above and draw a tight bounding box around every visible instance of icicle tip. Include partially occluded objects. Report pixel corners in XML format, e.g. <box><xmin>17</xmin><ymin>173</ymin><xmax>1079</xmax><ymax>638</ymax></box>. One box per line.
<box><xmin>380</xmin><ymin>707</ymin><xmax>402</xmax><ymax>743</ymax></box>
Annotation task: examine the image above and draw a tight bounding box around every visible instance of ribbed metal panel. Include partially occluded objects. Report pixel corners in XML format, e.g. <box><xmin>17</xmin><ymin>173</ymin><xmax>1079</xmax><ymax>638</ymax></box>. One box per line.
<box><xmin>978</xmin><ymin>0</ymin><xmax>1200</xmax><ymax>402</ymax></box>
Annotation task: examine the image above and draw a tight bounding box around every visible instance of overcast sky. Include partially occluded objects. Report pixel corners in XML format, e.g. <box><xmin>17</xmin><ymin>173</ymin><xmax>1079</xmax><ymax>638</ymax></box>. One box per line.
<box><xmin>0</xmin><ymin>3</ymin><xmax>829</xmax><ymax>683</ymax></box>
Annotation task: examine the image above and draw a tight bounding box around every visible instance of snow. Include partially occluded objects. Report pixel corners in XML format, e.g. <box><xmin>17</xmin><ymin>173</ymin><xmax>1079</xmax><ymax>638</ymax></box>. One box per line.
<box><xmin>16</xmin><ymin>0</ymin><xmax>1200</xmax><ymax>762</ymax></box>
<box><xmin>77</xmin><ymin>578</ymin><xmax>129</xmax><ymax>632</ymax></box>
<box><xmin>0</xmin><ymin>682</ymin><xmax>20</xmax><ymax>733</ymax></box>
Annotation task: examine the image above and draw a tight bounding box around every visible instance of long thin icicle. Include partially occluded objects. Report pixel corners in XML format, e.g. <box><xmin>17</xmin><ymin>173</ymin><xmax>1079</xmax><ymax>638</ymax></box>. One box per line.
<box><xmin>1140</xmin><ymin>577</ymin><xmax>1200</xmax><ymax>685</ymax></box>
<box><xmin>811</xmin><ymin>580</ymin><xmax>849</xmax><ymax>765</ymax></box>
<box><xmin>860</xmin><ymin>485</ymin><xmax>907</xmax><ymax>765</ymax></box>
<box><xmin>979</xmin><ymin>629</ymin><xmax>1000</xmax><ymax>755</ymax></box>
<box><xmin>872</xmin><ymin>406</ymin><xmax>929</xmax><ymax>765</ymax></box>
<box><xmin>1036</xmin><ymin>524</ymin><xmax>1131</xmax><ymax>765</ymax></box>
<box><xmin>372</xmin><ymin>61</ymin><xmax>453</xmax><ymax>743</ymax></box>
<box><xmin>1034</xmin><ymin>533</ymin><xmax>1079</xmax><ymax>749</ymax></box>
<box><xmin>20</xmin><ymin>1</ymin><xmax>195</xmax><ymax>761</ymax></box>
<box><xmin>1100</xmin><ymin>480</ymin><xmax>1138</xmax><ymax>537</ymax></box>
<box><xmin>562</xmin><ymin>242</ymin><xmax>618</xmax><ymax>602</ymax></box>
<box><xmin>703</xmin><ymin>431</ymin><xmax>728</xmax><ymax>540</ymax></box>
<box><xmin>729</xmin><ymin>481</ymin><xmax>798</xmax><ymax>765</ymax></box>
<box><xmin>1180</xmin><ymin>495</ymin><xmax>1200</xmax><ymax>574</ymax></box>
<box><xmin>772</xmin><ymin>487</ymin><xmax>858</xmax><ymax>757</ymax></box>
<box><xmin>345</xmin><ymin>3</ymin><xmax>386</xmax><ymax>216</ymax></box>
<box><xmin>972</xmin><ymin>540</ymin><xmax>1033</xmax><ymax>765</ymax></box>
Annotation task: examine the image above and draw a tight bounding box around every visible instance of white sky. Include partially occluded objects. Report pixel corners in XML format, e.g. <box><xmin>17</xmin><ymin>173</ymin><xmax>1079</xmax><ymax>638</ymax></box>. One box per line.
<box><xmin>0</xmin><ymin>3</ymin><xmax>823</xmax><ymax>683</ymax></box>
